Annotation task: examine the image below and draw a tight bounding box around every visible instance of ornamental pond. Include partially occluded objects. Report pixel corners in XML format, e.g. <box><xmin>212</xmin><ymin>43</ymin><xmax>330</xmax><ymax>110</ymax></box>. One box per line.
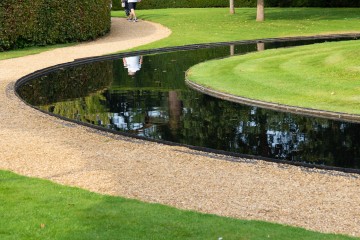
<box><xmin>17</xmin><ymin>37</ymin><xmax>360</xmax><ymax>171</ymax></box>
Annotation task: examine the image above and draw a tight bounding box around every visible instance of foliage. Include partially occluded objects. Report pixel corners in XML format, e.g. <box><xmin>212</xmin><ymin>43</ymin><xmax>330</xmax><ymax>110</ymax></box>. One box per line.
<box><xmin>112</xmin><ymin>0</ymin><xmax>360</xmax><ymax>10</ymax></box>
<box><xmin>112</xmin><ymin>0</ymin><xmax>255</xmax><ymax>10</ymax></box>
<box><xmin>266</xmin><ymin>0</ymin><xmax>360</xmax><ymax>7</ymax></box>
<box><xmin>0</xmin><ymin>0</ymin><xmax>111</xmax><ymax>51</ymax></box>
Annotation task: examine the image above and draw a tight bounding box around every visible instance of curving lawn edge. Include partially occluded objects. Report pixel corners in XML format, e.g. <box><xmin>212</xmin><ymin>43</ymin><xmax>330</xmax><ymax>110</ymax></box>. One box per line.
<box><xmin>1</xmin><ymin>170</ymin><xmax>359</xmax><ymax>240</ymax></box>
<box><xmin>186</xmin><ymin>40</ymin><xmax>360</xmax><ymax>123</ymax></box>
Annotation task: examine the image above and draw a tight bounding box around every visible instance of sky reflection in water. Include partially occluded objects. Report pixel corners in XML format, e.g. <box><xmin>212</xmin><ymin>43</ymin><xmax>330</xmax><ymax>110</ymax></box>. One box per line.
<box><xmin>18</xmin><ymin>40</ymin><xmax>360</xmax><ymax>169</ymax></box>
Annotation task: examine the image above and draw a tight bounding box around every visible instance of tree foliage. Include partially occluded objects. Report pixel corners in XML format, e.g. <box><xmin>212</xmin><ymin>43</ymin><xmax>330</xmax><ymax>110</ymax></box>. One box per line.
<box><xmin>0</xmin><ymin>0</ymin><xmax>111</xmax><ymax>51</ymax></box>
<box><xmin>112</xmin><ymin>0</ymin><xmax>360</xmax><ymax>10</ymax></box>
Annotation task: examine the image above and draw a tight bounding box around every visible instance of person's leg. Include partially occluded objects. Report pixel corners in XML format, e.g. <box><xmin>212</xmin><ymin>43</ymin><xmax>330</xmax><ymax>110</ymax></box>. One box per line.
<box><xmin>128</xmin><ymin>2</ymin><xmax>137</xmax><ymax>22</ymax></box>
<box><xmin>125</xmin><ymin>1</ymin><xmax>130</xmax><ymax>17</ymax></box>
<box><xmin>131</xmin><ymin>8</ymin><xmax>136</xmax><ymax>21</ymax></box>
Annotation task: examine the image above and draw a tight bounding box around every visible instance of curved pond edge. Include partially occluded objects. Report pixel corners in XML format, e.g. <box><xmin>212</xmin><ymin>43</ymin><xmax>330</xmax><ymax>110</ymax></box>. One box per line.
<box><xmin>14</xmin><ymin>33</ymin><xmax>360</xmax><ymax>175</ymax></box>
<box><xmin>185</xmin><ymin>79</ymin><xmax>360</xmax><ymax>124</ymax></box>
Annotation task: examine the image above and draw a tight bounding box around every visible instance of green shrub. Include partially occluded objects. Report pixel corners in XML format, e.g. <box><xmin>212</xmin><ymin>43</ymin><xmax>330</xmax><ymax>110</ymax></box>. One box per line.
<box><xmin>265</xmin><ymin>0</ymin><xmax>360</xmax><ymax>7</ymax></box>
<box><xmin>111</xmin><ymin>0</ymin><xmax>360</xmax><ymax>10</ymax></box>
<box><xmin>139</xmin><ymin>0</ymin><xmax>255</xmax><ymax>9</ymax></box>
<box><xmin>0</xmin><ymin>0</ymin><xmax>111</xmax><ymax>51</ymax></box>
<box><xmin>112</xmin><ymin>0</ymin><xmax>255</xmax><ymax>10</ymax></box>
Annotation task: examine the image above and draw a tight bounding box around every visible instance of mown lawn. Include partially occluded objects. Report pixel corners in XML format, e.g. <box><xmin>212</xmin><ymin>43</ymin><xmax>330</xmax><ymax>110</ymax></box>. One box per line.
<box><xmin>0</xmin><ymin>170</ymin><xmax>358</xmax><ymax>240</ymax></box>
<box><xmin>2</xmin><ymin>8</ymin><xmax>360</xmax><ymax>60</ymax></box>
<box><xmin>2</xmin><ymin>8</ymin><xmax>360</xmax><ymax>239</ymax></box>
<box><xmin>112</xmin><ymin>8</ymin><xmax>360</xmax><ymax>50</ymax></box>
<box><xmin>0</xmin><ymin>43</ymin><xmax>74</xmax><ymax>61</ymax></box>
<box><xmin>187</xmin><ymin>40</ymin><xmax>360</xmax><ymax>115</ymax></box>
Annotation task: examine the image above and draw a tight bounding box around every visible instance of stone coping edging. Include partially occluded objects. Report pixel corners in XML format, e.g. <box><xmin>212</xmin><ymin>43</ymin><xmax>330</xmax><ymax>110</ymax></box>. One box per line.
<box><xmin>185</xmin><ymin>79</ymin><xmax>360</xmax><ymax>124</ymax></box>
<box><xmin>185</xmin><ymin>35</ymin><xmax>360</xmax><ymax>124</ymax></box>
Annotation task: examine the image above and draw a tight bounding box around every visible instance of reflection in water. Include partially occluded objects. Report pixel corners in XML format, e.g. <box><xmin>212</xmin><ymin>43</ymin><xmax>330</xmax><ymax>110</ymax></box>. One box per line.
<box><xmin>17</xmin><ymin>39</ymin><xmax>360</xmax><ymax>169</ymax></box>
<box><xmin>123</xmin><ymin>55</ymin><xmax>143</xmax><ymax>76</ymax></box>
<box><xmin>257</xmin><ymin>42</ymin><xmax>265</xmax><ymax>51</ymax></box>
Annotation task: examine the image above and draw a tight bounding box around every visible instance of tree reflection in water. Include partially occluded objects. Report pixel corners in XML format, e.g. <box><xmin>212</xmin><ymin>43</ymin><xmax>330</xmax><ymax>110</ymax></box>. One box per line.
<box><xmin>17</xmin><ymin>39</ymin><xmax>360</xmax><ymax>169</ymax></box>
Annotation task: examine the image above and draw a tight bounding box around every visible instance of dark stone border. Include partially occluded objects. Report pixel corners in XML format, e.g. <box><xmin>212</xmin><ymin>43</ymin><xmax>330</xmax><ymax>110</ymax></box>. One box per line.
<box><xmin>185</xmin><ymin>36</ymin><xmax>360</xmax><ymax>124</ymax></box>
<box><xmin>185</xmin><ymin>80</ymin><xmax>360</xmax><ymax>124</ymax></box>
<box><xmin>14</xmin><ymin>34</ymin><xmax>360</xmax><ymax>175</ymax></box>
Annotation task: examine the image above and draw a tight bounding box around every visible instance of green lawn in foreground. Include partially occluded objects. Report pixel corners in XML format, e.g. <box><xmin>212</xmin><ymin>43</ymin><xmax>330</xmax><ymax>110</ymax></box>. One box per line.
<box><xmin>2</xmin><ymin>8</ymin><xmax>360</xmax><ymax>239</ymax></box>
<box><xmin>0</xmin><ymin>170</ymin><xmax>358</xmax><ymax>240</ymax></box>
<box><xmin>112</xmin><ymin>8</ymin><xmax>360</xmax><ymax>50</ymax></box>
<box><xmin>187</xmin><ymin>40</ymin><xmax>360</xmax><ymax>115</ymax></box>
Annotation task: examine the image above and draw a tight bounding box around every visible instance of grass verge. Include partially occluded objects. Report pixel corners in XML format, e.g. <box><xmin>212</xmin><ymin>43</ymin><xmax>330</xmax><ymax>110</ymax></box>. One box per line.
<box><xmin>112</xmin><ymin>8</ymin><xmax>360</xmax><ymax>50</ymax></box>
<box><xmin>2</xmin><ymin>8</ymin><xmax>360</xmax><ymax>239</ymax></box>
<box><xmin>186</xmin><ymin>40</ymin><xmax>360</xmax><ymax>115</ymax></box>
<box><xmin>0</xmin><ymin>43</ymin><xmax>74</xmax><ymax>61</ymax></box>
<box><xmin>2</xmin><ymin>8</ymin><xmax>360</xmax><ymax>60</ymax></box>
<box><xmin>0</xmin><ymin>170</ymin><xmax>358</xmax><ymax>240</ymax></box>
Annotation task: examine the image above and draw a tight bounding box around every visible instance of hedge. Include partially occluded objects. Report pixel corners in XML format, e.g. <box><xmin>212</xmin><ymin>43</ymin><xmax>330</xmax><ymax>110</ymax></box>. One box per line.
<box><xmin>266</xmin><ymin>0</ymin><xmax>360</xmax><ymax>7</ymax></box>
<box><xmin>112</xmin><ymin>0</ymin><xmax>255</xmax><ymax>10</ymax></box>
<box><xmin>112</xmin><ymin>0</ymin><xmax>360</xmax><ymax>10</ymax></box>
<box><xmin>0</xmin><ymin>0</ymin><xmax>111</xmax><ymax>51</ymax></box>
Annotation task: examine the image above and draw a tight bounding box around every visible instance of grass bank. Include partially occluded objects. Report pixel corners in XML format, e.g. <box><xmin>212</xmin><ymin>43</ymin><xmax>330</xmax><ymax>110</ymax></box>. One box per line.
<box><xmin>2</xmin><ymin>8</ymin><xmax>360</xmax><ymax>239</ymax></box>
<box><xmin>112</xmin><ymin>8</ymin><xmax>360</xmax><ymax>50</ymax></box>
<box><xmin>186</xmin><ymin>40</ymin><xmax>360</xmax><ymax>115</ymax></box>
<box><xmin>2</xmin><ymin>8</ymin><xmax>360</xmax><ymax>60</ymax></box>
<box><xmin>0</xmin><ymin>43</ymin><xmax>74</xmax><ymax>61</ymax></box>
<box><xmin>0</xmin><ymin>170</ymin><xmax>358</xmax><ymax>240</ymax></box>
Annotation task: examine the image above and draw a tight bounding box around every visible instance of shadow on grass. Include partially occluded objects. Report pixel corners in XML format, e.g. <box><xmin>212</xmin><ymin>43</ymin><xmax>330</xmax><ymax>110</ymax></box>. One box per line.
<box><xmin>258</xmin><ymin>8</ymin><xmax>360</xmax><ymax>21</ymax></box>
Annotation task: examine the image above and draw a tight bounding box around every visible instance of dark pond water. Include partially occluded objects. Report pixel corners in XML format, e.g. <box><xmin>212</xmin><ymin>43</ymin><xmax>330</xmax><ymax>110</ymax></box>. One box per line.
<box><xmin>17</xmin><ymin>39</ymin><xmax>360</xmax><ymax>170</ymax></box>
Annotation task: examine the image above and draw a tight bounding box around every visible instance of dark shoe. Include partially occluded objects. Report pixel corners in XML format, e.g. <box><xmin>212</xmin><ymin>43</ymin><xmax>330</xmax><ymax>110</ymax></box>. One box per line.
<box><xmin>133</xmin><ymin>18</ymin><xmax>138</xmax><ymax>22</ymax></box>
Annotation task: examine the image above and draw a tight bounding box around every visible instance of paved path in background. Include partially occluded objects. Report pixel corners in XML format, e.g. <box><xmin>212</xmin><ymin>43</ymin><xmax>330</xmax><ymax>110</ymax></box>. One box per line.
<box><xmin>0</xmin><ymin>18</ymin><xmax>360</xmax><ymax>237</ymax></box>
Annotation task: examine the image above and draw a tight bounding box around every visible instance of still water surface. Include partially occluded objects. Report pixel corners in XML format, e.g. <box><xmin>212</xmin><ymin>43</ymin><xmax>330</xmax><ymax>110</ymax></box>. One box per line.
<box><xmin>18</xmin><ymin>39</ymin><xmax>360</xmax><ymax>169</ymax></box>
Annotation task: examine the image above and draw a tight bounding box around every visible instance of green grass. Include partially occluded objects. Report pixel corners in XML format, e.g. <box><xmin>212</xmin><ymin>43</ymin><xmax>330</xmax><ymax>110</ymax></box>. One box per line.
<box><xmin>187</xmin><ymin>40</ymin><xmax>360</xmax><ymax>115</ymax></box>
<box><xmin>0</xmin><ymin>170</ymin><xmax>358</xmax><ymax>240</ymax></box>
<box><xmin>112</xmin><ymin>8</ymin><xmax>360</xmax><ymax>50</ymax></box>
<box><xmin>0</xmin><ymin>43</ymin><xmax>74</xmax><ymax>61</ymax></box>
<box><xmin>2</xmin><ymin>8</ymin><xmax>360</xmax><ymax>60</ymax></box>
<box><xmin>2</xmin><ymin>8</ymin><xmax>360</xmax><ymax>239</ymax></box>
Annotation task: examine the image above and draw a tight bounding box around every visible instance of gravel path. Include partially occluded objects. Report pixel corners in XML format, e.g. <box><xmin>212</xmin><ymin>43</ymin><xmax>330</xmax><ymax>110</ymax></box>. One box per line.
<box><xmin>1</xmin><ymin>18</ymin><xmax>360</xmax><ymax>237</ymax></box>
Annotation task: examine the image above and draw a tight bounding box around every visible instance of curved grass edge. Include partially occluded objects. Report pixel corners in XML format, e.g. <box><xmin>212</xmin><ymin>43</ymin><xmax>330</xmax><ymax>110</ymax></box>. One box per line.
<box><xmin>14</xmin><ymin>34</ymin><xmax>360</xmax><ymax>174</ymax></box>
<box><xmin>185</xmin><ymin>78</ymin><xmax>360</xmax><ymax>124</ymax></box>
<box><xmin>2</xmin><ymin>170</ymin><xmax>359</xmax><ymax>240</ymax></box>
<box><xmin>185</xmin><ymin>39</ymin><xmax>360</xmax><ymax>124</ymax></box>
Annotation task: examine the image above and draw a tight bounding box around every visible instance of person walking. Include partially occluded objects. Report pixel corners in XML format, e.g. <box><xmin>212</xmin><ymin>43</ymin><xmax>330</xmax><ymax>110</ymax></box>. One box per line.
<box><xmin>121</xmin><ymin>0</ymin><xmax>130</xmax><ymax>17</ymax></box>
<box><xmin>127</xmin><ymin>0</ymin><xmax>141</xmax><ymax>22</ymax></box>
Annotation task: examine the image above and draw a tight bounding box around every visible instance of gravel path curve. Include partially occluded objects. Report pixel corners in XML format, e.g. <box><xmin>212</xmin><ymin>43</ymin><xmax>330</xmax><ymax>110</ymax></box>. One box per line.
<box><xmin>1</xmin><ymin>18</ymin><xmax>360</xmax><ymax>237</ymax></box>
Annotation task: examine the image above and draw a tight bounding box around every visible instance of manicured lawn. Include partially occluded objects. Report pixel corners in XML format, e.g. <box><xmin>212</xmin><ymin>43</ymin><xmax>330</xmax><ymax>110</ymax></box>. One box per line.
<box><xmin>2</xmin><ymin>8</ymin><xmax>360</xmax><ymax>239</ymax></box>
<box><xmin>0</xmin><ymin>170</ymin><xmax>358</xmax><ymax>240</ymax></box>
<box><xmin>186</xmin><ymin>40</ymin><xmax>360</xmax><ymax>115</ymax></box>
<box><xmin>0</xmin><ymin>43</ymin><xmax>74</xmax><ymax>61</ymax></box>
<box><xmin>112</xmin><ymin>8</ymin><xmax>360</xmax><ymax>50</ymax></box>
<box><xmin>2</xmin><ymin>8</ymin><xmax>360</xmax><ymax>60</ymax></box>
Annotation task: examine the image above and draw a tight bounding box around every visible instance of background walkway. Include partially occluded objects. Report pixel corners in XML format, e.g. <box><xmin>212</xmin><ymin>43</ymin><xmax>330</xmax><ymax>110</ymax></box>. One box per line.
<box><xmin>0</xmin><ymin>18</ymin><xmax>359</xmax><ymax>237</ymax></box>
